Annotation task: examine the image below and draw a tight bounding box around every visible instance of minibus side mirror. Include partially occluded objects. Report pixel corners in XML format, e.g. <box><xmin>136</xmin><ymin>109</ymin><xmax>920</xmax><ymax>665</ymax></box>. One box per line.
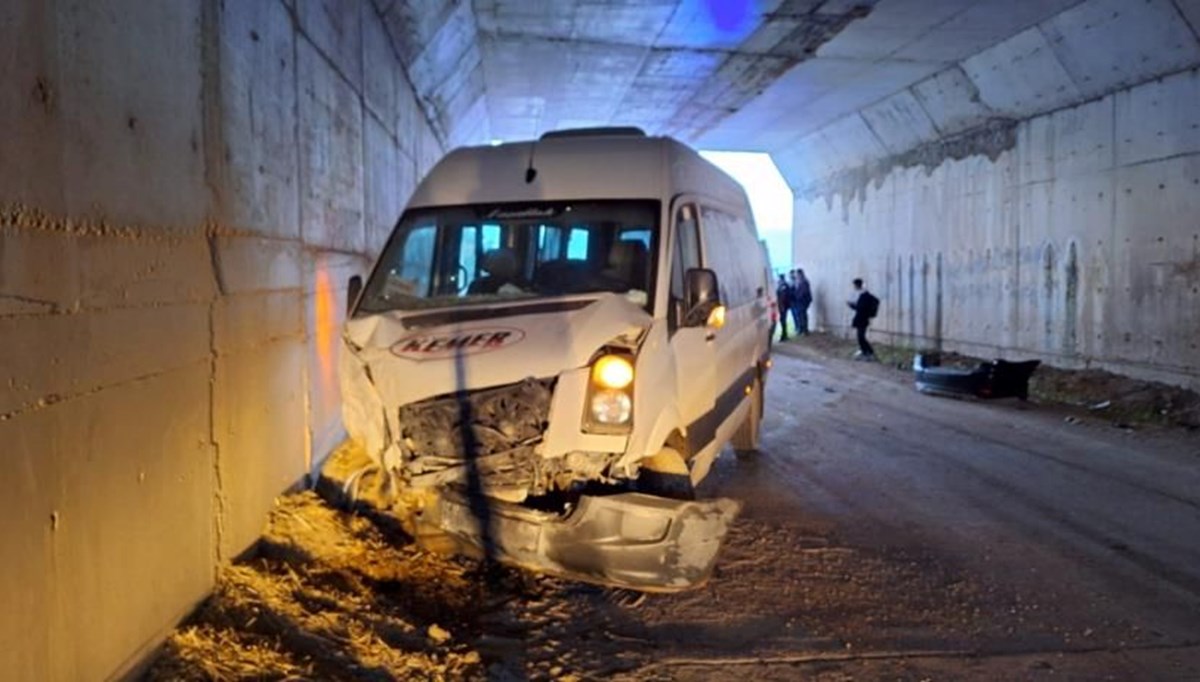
<box><xmin>684</xmin><ymin>268</ymin><xmax>721</xmax><ymax>327</ymax></box>
<box><xmin>347</xmin><ymin>275</ymin><xmax>363</xmax><ymax>315</ymax></box>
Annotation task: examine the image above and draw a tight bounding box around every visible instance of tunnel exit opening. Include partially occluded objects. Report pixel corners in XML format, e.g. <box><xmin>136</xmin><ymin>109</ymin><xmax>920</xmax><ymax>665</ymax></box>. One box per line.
<box><xmin>698</xmin><ymin>151</ymin><xmax>793</xmax><ymax>274</ymax></box>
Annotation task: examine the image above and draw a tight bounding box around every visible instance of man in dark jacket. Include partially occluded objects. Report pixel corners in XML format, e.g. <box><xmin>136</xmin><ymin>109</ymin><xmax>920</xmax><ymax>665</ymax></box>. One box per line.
<box><xmin>847</xmin><ymin>278</ymin><xmax>877</xmax><ymax>360</ymax></box>
<box><xmin>792</xmin><ymin>268</ymin><xmax>812</xmax><ymax>335</ymax></box>
<box><xmin>775</xmin><ymin>274</ymin><xmax>793</xmax><ymax>340</ymax></box>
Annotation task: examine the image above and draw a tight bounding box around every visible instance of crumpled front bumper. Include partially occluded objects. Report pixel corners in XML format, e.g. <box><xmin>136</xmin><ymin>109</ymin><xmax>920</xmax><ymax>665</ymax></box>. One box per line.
<box><xmin>430</xmin><ymin>491</ymin><xmax>741</xmax><ymax>592</ymax></box>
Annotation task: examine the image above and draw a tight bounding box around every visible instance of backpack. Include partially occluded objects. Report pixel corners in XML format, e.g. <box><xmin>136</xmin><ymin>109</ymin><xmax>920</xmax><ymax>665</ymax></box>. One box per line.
<box><xmin>860</xmin><ymin>291</ymin><xmax>880</xmax><ymax>319</ymax></box>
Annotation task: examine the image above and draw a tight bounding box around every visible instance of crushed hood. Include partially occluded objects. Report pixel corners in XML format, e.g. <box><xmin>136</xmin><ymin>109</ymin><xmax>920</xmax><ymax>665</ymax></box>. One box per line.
<box><xmin>343</xmin><ymin>294</ymin><xmax>653</xmax><ymax>410</ymax></box>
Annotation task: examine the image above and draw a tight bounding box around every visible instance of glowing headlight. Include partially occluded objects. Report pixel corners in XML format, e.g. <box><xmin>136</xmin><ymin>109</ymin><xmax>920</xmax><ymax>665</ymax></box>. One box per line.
<box><xmin>590</xmin><ymin>389</ymin><xmax>632</xmax><ymax>424</ymax></box>
<box><xmin>592</xmin><ymin>355</ymin><xmax>634</xmax><ymax>390</ymax></box>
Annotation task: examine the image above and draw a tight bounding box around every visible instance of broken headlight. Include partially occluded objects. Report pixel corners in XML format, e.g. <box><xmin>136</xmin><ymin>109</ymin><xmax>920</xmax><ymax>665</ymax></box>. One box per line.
<box><xmin>591</xmin><ymin>389</ymin><xmax>632</xmax><ymax>425</ymax></box>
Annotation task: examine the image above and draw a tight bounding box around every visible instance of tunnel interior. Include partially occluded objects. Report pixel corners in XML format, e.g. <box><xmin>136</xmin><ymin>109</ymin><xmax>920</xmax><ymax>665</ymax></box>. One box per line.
<box><xmin>2</xmin><ymin>0</ymin><xmax>1199</xmax><ymax>678</ymax></box>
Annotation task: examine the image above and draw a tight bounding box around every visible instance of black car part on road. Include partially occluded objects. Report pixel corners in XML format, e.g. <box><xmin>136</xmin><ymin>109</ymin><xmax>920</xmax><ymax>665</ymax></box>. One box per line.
<box><xmin>913</xmin><ymin>353</ymin><xmax>1040</xmax><ymax>400</ymax></box>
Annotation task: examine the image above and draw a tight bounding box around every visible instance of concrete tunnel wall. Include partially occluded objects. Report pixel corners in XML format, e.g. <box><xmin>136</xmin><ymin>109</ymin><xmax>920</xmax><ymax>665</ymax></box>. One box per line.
<box><xmin>782</xmin><ymin>0</ymin><xmax>1200</xmax><ymax>390</ymax></box>
<box><xmin>0</xmin><ymin>1</ymin><xmax>442</xmax><ymax>678</ymax></box>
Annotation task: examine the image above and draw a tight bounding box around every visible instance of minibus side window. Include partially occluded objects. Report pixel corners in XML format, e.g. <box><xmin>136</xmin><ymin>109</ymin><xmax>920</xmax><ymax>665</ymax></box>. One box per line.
<box><xmin>678</xmin><ymin>210</ymin><xmax>700</xmax><ymax>270</ymax></box>
<box><xmin>670</xmin><ymin>205</ymin><xmax>700</xmax><ymax>331</ymax></box>
<box><xmin>700</xmin><ymin>205</ymin><xmax>757</xmax><ymax>307</ymax></box>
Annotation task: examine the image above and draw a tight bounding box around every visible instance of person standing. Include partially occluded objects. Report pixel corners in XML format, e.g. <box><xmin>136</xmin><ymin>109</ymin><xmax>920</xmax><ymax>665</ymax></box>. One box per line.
<box><xmin>775</xmin><ymin>274</ymin><xmax>793</xmax><ymax>340</ymax></box>
<box><xmin>792</xmin><ymin>269</ymin><xmax>812</xmax><ymax>335</ymax></box>
<box><xmin>847</xmin><ymin>278</ymin><xmax>879</xmax><ymax>360</ymax></box>
<box><xmin>788</xmin><ymin>270</ymin><xmax>801</xmax><ymax>333</ymax></box>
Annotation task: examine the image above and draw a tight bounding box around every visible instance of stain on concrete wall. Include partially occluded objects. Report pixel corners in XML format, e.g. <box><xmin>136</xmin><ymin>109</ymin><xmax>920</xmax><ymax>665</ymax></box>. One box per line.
<box><xmin>935</xmin><ymin>251</ymin><xmax>944</xmax><ymax>350</ymax></box>
<box><xmin>1065</xmin><ymin>240</ymin><xmax>1079</xmax><ymax>356</ymax></box>
<box><xmin>1042</xmin><ymin>241</ymin><xmax>1056</xmax><ymax>353</ymax></box>
<box><xmin>795</xmin><ymin>70</ymin><xmax>1200</xmax><ymax>389</ymax></box>
<box><xmin>798</xmin><ymin>118</ymin><xmax>1019</xmax><ymax>218</ymax></box>
<box><xmin>0</xmin><ymin>1</ymin><xmax>442</xmax><ymax>679</ymax></box>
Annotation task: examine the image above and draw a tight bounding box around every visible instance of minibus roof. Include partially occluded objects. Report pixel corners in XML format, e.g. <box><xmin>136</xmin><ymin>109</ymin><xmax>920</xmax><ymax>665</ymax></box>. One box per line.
<box><xmin>406</xmin><ymin>132</ymin><xmax>749</xmax><ymax>212</ymax></box>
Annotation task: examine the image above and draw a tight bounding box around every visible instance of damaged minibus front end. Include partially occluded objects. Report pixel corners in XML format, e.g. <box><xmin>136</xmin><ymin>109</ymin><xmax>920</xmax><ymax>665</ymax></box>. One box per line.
<box><xmin>340</xmin><ymin>294</ymin><xmax>740</xmax><ymax>591</ymax></box>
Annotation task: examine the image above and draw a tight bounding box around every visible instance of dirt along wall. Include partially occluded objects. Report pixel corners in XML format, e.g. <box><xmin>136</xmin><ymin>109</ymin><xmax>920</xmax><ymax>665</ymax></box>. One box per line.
<box><xmin>793</xmin><ymin>69</ymin><xmax>1200</xmax><ymax>391</ymax></box>
<box><xmin>0</xmin><ymin>1</ymin><xmax>440</xmax><ymax>679</ymax></box>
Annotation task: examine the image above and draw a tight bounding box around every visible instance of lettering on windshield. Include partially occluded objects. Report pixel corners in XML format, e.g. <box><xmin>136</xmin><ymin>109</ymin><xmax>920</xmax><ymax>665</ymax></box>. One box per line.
<box><xmin>389</xmin><ymin>327</ymin><xmax>526</xmax><ymax>360</ymax></box>
<box><xmin>483</xmin><ymin>207</ymin><xmax>559</xmax><ymax>220</ymax></box>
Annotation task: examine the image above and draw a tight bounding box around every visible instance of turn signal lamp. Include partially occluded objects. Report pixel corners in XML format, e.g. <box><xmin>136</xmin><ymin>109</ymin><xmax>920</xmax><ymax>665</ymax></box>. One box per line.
<box><xmin>707</xmin><ymin>304</ymin><xmax>727</xmax><ymax>329</ymax></box>
<box><xmin>592</xmin><ymin>354</ymin><xmax>634</xmax><ymax>390</ymax></box>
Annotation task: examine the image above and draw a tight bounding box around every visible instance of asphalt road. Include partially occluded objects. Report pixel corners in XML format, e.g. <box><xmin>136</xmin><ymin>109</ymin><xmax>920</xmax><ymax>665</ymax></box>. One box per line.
<box><xmin>150</xmin><ymin>346</ymin><xmax>1200</xmax><ymax>681</ymax></box>
<box><xmin>646</xmin><ymin>349</ymin><xmax>1200</xmax><ymax>680</ymax></box>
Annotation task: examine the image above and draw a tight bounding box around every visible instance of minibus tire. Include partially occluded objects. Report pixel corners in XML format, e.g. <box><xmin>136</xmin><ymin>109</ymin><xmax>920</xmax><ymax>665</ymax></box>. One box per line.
<box><xmin>637</xmin><ymin>469</ymin><xmax>697</xmax><ymax>501</ymax></box>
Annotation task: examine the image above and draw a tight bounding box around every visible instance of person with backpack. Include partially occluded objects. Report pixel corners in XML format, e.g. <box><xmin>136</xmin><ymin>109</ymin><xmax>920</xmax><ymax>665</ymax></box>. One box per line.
<box><xmin>776</xmin><ymin>274</ymin><xmax>794</xmax><ymax>340</ymax></box>
<box><xmin>847</xmin><ymin>278</ymin><xmax>879</xmax><ymax>360</ymax></box>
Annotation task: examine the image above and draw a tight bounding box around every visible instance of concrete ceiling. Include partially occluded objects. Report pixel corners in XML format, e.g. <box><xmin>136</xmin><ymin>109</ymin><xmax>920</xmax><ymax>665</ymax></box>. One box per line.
<box><xmin>374</xmin><ymin>0</ymin><xmax>1200</xmax><ymax>187</ymax></box>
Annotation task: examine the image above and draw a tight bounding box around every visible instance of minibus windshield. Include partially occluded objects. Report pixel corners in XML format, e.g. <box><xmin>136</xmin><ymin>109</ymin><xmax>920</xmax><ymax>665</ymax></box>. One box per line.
<box><xmin>358</xmin><ymin>200</ymin><xmax>660</xmax><ymax>314</ymax></box>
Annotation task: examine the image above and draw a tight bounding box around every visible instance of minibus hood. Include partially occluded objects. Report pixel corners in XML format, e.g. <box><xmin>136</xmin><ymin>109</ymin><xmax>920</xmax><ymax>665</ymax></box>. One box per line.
<box><xmin>341</xmin><ymin>293</ymin><xmax>652</xmax><ymax>412</ymax></box>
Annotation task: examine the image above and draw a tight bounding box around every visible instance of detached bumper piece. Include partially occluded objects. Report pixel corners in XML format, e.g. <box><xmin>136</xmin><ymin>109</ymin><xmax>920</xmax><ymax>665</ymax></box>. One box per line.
<box><xmin>913</xmin><ymin>353</ymin><xmax>1041</xmax><ymax>400</ymax></box>
<box><xmin>432</xmin><ymin>491</ymin><xmax>741</xmax><ymax>592</ymax></box>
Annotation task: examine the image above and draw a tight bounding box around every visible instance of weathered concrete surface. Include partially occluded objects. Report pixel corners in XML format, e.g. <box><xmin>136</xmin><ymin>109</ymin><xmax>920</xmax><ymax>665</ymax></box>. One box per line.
<box><xmin>794</xmin><ymin>68</ymin><xmax>1200</xmax><ymax>389</ymax></box>
<box><xmin>780</xmin><ymin>0</ymin><xmax>1200</xmax><ymax>189</ymax></box>
<box><xmin>788</xmin><ymin>0</ymin><xmax>1200</xmax><ymax>390</ymax></box>
<box><xmin>427</xmin><ymin>0</ymin><xmax>878</xmax><ymax>143</ymax></box>
<box><xmin>0</xmin><ymin>1</ymin><xmax>439</xmax><ymax>679</ymax></box>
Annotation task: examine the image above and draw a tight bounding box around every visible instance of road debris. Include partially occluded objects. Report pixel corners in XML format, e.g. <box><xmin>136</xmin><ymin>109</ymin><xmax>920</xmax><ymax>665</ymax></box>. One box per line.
<box><xmin>427</xmin><ymin>624</ymin><xmax>452</xmax><ymax>644</ymax></box>
<box><xmin>913</xmin><ymin>353</ymin><xmax>1040</xmax><ymax>400</ymax></box>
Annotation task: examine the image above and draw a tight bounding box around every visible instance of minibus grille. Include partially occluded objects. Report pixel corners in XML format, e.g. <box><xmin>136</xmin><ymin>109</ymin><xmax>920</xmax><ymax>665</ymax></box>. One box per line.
<box><xmin>397</xmin><ymin>377</ymin><xmax>555</xmax><ymax>465</ymax></box>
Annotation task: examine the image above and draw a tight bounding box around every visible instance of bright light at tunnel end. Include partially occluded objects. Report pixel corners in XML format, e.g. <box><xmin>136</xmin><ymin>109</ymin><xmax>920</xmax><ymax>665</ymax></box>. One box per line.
<box><xmin>700</xmin><ymin>150</ymin><xmax>794</xmax><ymax>273</ymax></box>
